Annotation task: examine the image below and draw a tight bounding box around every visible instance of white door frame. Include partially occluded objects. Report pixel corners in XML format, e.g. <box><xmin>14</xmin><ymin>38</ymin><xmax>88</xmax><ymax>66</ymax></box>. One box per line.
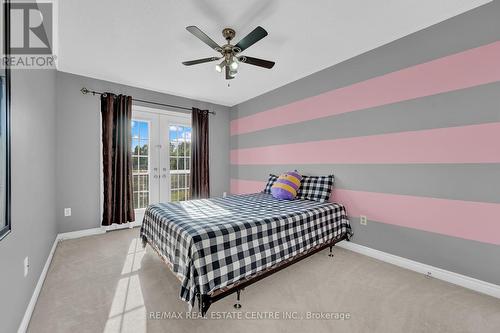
<box><xmin>133</xmin><ymin>104</ymin><xmax>191</xmax><ymax>203</ymax></box>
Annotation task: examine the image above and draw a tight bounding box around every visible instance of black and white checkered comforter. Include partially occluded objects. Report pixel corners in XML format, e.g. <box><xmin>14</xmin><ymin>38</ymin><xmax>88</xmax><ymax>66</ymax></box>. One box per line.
<box><xmin>140</xmin><ymin>193</ymin><xmax>352</xmax><ymax>308</ymax></box>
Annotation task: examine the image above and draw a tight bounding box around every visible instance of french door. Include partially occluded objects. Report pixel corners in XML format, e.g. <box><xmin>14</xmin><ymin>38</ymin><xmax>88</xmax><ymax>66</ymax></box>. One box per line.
<box><xmin>131</xmin><ymin>107</ymin><xmax>192</xmax><ymax>222</ymax></box>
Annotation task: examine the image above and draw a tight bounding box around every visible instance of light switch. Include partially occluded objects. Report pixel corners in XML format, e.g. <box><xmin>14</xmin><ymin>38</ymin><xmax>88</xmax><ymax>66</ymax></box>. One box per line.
<box><xmin>24</xmin><ymin>257</ymin><xmax>29</xmax><ymax>277</ymax></box>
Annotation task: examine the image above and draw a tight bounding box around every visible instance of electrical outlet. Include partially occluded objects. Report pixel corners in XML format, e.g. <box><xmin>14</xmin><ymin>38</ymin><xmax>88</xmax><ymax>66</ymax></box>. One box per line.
<box><xmin>24</xmin><ymin>257</ymin><xmax>29</xmax><ymax>277</ymax></box>
<box><xmin>360</xmin><ymin>215</ymin><xmax>368</xmax><ymax>225</ymax></box>
<box><xmin>64</xmin><ymin>208</ymin><xmax>71</xmax><ymax>217</ymax></box>
<box><xmin>223</xmin><ymin>192</ymin><xmax>227</xmax><ymax>198</ymax></box>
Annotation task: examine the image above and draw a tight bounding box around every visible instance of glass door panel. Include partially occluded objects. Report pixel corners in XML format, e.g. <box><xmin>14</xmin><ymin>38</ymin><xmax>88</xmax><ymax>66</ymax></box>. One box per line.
<box><xmin>131</xmin><ymin>120</ymin><xmax>150</xmax><ymax>209</ymax></box>
<box><xmin>130</xmin><ymin>111</ymin><xmax>159</xmax><ymax>223</ymax></box>
<box><xmin>132</xmin><ymin>108</ymin><xmax>192</xmax><ymax>224</ymax></box>
<box><xmin>168</xmin><ymin>124</ymin><xmax>191</xmax><ymax>202</ymax></box>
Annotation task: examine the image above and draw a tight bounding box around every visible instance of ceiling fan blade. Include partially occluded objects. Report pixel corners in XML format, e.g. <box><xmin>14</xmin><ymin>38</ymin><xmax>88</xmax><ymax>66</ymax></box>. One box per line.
<box><xmin>225</xmin><ymin>66</ymin><xmax>235</xmax><ymax>80</ymax></box>
<box><xmin>239</xmin><ymin>56</ymin><xmax>275</xmax><ymax>69</ymax></box>
<box><xmin>186</xmin><ymin>26</ymin><xmax>222</xmax><ymax>51</ymax></box>
<box><xmin>182</xmin><ymin>57</ymin><xmax>220</xmax><ymax>66</ymax></box>
<box><xmin>234</xmin><ymin>26</ymin><xmax>268</xmax><ymax>52</ymax></box>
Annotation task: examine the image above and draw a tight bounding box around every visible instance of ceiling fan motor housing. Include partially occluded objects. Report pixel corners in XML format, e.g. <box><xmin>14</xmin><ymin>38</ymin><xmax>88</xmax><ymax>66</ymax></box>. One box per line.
<box><xmin>222</xmin><ymin>28</ymin><xmax>236</xmax><ymax>41</ymax></box>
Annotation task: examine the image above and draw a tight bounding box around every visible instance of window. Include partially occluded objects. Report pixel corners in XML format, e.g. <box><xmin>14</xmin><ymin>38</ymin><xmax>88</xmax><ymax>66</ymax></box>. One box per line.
<box><xmin>131</xmin><ymin>120</ymin><xmax>150</xmax><ymax>210</ymax></box>
<box><xmin>0</xmin><ymin>1</ymin><xmax>11</xmax><ymax>241</ymax></box>
<box><xmin>169</xmin><ymin>125</ymin><xmax>191</xmax><ymax>202</ymax></box>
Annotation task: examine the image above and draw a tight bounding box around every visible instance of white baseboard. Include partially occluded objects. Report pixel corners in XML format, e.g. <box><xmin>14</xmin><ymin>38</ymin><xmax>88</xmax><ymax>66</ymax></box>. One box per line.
<box><xmin>337</xmin><ymin>241</ymin><xmax>500</xmax><ymax>299</ymax></box>
<box><xmin>17</xmin><ymin>236</ymin><xmax>59</xmax><ymax>333</ymax></box>
<box><xmin>100</xmin><ymin>221</ymin><xmax>141</xmax><ymax>232</ymax></box>
<box><xmin>57</xmin><ymin>222</ymin><xmax>141</xmax><ymax>241</ymax></box>
<box><xmin>57</xmin><ymin>227</ymin><xmax>106</xmax><ymax>241</ymax></box>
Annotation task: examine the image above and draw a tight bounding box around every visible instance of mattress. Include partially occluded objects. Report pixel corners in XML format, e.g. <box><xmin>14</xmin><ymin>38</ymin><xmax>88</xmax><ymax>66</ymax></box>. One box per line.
<box><xmin>140</xmin><ymin>193</ymin><xmax>352</xmax><ymax>308</ymax></box>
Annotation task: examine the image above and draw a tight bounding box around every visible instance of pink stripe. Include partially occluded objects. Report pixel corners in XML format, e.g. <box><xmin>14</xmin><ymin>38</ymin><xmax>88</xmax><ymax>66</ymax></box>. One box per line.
<box><xmin>231</xmin><ymin>123</ymin><xmax>500</xmax><ymax>165</ymax></box>
<box><xmin>333</xmin><ymin>189</ymin><xmax>500</xmax><ymax>245</ymax></box>
<box><xmin>229</xmin><ymin>179</ymin><xmax>500</xmax><ymax>245</ymax></box>
<box><xmin>231</xmin><ymin>41</ymin><xmax>500</xmax><ymax>136</ymax></box>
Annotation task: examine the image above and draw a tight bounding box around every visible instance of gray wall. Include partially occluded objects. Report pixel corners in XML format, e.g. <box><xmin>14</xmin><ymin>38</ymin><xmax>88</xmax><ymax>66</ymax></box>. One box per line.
<box><xmin>55</xmin><ymin>72</ymin><xmax>230</xmax><ymax>233</ymax></box>
<box><xmin>0</xmin><ymin>69</ymin><xmax>230</xmax><ymax>331</ymax></box>
<box><xmin>0</xmin><ymin>69</ymin><xmax>57</xmax><ymax>333</ymax></box>
<box><xmin>230</xmin><ymin>1</ymin><xmax>500</xmax><ymax>285</ymax></box>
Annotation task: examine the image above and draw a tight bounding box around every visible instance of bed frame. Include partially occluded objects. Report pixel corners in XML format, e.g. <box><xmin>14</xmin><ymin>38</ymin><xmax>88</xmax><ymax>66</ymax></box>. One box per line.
<box><xmin>145</xmin><ymin>232</ymin><xmax>349</xmax><ymax>316</ymax></box>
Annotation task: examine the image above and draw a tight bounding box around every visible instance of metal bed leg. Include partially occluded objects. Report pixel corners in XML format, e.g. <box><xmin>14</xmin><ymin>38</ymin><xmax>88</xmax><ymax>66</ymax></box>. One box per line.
<box><xmin>328</xmin><ymin>245</ymin><xmax>334</xmax><ymax>257</ymax></box>
<box><xmin>197</xmin><ymin>292</ymin><xmax>202</xmax><ymax>313</ymax></box>
<box><xmin>198</xmin><ymin>293</ymin><xmax>212</xmax><ymax>317</ymax></box>
<box><xmin>234</xmin><ymin>289</ymin><xmax>242</xmax><ymax>309</ymax></box>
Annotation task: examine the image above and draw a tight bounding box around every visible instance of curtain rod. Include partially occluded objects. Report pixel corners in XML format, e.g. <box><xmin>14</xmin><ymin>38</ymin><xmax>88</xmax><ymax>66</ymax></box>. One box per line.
<box><xmin>80</xmin><ymin>87</ymin><xmax>216</xmax><ymax>115</ymax></box>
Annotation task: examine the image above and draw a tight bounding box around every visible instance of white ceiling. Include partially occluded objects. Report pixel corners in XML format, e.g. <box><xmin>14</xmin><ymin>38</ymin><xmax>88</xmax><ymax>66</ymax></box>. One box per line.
<box><xmin>57</xmin><ymin>0</ymin><xmax>491</xmax><ymax>106</ymax></box>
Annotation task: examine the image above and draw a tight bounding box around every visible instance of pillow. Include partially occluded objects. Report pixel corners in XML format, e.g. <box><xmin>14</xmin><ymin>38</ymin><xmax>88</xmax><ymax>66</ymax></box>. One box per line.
<box><xmin>296</xmin><ymin>175</ymin><xmax>334</xmax><ymax>202</ymax></box>
<box><xmin>271</xmin><ymin>171</ymin><xmax>302</xmax><ymax>200</ymax></box>
<box><xmin>262</xmin><ymin>174</ymin><xmax>278</xmax><ymax>194</ymax></box>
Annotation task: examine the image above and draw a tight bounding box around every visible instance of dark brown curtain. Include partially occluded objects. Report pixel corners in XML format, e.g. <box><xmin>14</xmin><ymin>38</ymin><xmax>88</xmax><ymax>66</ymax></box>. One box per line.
<box><xmin>190</xmin><ymin>108</ymin><xmax>210</xmax><ymax>199</ymax></box>
<box><xmin>101</xmin><ymin>94</ymin><xmax>135</xmax><ymax>226</ymax></box>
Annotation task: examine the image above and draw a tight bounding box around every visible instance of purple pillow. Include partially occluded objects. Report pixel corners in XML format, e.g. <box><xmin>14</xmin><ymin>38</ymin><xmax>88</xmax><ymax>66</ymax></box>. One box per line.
<box><xmin>271</xmin><ymin>171</ymin><xmax>302</xmax><ymax>200</ymax></box>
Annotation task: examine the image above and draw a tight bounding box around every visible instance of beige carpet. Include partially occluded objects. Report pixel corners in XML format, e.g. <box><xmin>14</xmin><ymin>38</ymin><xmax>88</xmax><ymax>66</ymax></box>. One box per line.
<box><xmin>28</xmin><ymin>228</ymin><xmax>500</xmax><ymax>333</ymax></box>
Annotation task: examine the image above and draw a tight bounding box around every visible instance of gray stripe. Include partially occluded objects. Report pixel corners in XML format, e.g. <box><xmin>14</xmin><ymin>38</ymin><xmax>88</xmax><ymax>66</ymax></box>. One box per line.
<box><xmin>231</xmin><ymin>82</ymin><xmax>500</xmax><ymax>149</ymax></box>
<box><xmin>348</xmin><ymin>218</ymin><xmax>500</xmax><ymax>285</ymax></box>
<box><xmin>231</xmin><ymin>1</ymin><xmax>500</xmax><ymax>120</ymax></box>
<box><xmin>231</xmin><ymin>164</ymin><xmax>500</xmax><ymax>204</ymax></box>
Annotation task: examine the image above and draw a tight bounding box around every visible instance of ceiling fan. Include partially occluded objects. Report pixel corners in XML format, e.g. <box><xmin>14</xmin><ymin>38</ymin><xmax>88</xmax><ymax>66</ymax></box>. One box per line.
<box><xmin>182</xmin><ymin>26</ymin><xmax>275</xmax><ymax>80</ymax></box>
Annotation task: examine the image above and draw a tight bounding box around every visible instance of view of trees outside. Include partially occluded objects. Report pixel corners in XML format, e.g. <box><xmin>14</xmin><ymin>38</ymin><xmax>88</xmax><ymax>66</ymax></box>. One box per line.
<box><xmin>131</xmin><ymin>120</ymin><xmax>150</xmax><ymax>209</ymax></box>
<box><xmin>169</xmin><ymin>125</ymin><xmax>191</xmax><ymax>202</ymax></box>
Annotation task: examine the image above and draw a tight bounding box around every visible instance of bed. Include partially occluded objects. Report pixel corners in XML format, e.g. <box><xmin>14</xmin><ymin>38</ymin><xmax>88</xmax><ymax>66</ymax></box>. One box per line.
<box><xmin>140</xmin><ymin>192</ymin><xmax>352</xmax><ymax>314</ymax></box>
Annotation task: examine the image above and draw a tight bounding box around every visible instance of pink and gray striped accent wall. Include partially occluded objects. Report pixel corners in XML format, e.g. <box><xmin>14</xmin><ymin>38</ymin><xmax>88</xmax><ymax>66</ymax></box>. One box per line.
<box><xmin>229</xmin><ymin>1</ymin><xmax>500</xmax><ymax>285</ymax></box>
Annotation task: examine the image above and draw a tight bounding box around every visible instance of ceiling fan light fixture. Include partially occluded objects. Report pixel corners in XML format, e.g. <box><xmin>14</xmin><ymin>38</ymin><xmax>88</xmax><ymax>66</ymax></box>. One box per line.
<box><xmin>215</xmin><ymin>60</ymin><xmax>226</xmax><ymax>73</ymax></box>
<box><xmin>229</xmin><ymin>59</ymin><xmax>239</xmax><ymax>71</ymax></box>
<box><xmin>229</xmin><ymin>69</ymin><xmax>237</xmax><ymax>77</ymax></box>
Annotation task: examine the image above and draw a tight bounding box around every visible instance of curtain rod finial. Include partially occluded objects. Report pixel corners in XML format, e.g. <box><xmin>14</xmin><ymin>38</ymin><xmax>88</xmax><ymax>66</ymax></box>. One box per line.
<box><xmin>80</xmin><ymin>87</ymin><xmax>89</xmax><ymax>95</ymax></box>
